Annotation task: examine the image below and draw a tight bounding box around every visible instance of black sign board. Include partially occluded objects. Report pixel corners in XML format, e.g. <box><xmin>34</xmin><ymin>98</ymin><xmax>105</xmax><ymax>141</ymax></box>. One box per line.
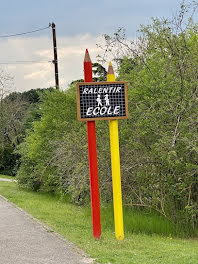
<box><xmin>76</xmin><ymin>82</ymin><xmax>128</xmax><ymax>121</ymax></box>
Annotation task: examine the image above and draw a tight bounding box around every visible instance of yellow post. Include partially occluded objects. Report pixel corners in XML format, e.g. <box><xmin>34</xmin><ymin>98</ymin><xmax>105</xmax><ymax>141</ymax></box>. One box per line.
<box><xmin>107</xmin><ymin>62</ymin><xmax>124</xmax><ymax>240</ymax></box>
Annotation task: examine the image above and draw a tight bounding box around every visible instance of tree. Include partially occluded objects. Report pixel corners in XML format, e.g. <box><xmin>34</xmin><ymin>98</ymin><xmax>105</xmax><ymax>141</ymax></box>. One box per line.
<box><xmin>0</xmin><ymin>95</ymin><xmax>29</xmax><ymax>174</ymax></box>
<box><xmin>0</xmin><ymin>87</ymin><xmax>54</xmax><ymax>175</ymax></box>
<box><xmin>16</xmin><ymin>1</ymin><xmax>198</xmax><ymax>231</ymax></box>
<box><xmin>92</xmin><ymin>63</ymin><xmax>107</xmax><ymax>81</ymax></box>
<box><xmin>0</xmin><ymin>69</ymin><xmax>13</xmax><ymax>101</ymax></box>
<box><xmin>99</xmin><ymin>2</ymin><xmax>198</xmax><ymax>228</ymax></box>
<box><xmin>16</xmin><ymin>87</ymin><xmax>78</xmax><ymax>191</ymax></box>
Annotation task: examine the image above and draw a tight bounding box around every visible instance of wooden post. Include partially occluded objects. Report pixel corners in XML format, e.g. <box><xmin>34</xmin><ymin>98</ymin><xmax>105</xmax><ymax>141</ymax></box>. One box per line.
<box><xmin>107</xmin><ymin>62</ymin><xmax>124</xmax><ymax>240</ymax></box>
<box><xmin>84</xmin><ymin>49</ymin><xmax>101</xmax><ymax>239</ymax></box>
<box><xmin>51</xmin><ymin>22</ymin><xmax>59</xmax><ymax>89</ymax></box>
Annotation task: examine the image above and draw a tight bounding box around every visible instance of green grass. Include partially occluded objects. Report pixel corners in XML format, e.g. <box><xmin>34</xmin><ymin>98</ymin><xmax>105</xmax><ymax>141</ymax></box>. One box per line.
<box><xmin>0</xmin><ymin>181</ymin><xmax>198</xmax><ymax>264</ymax></box>
<box><xmin>0</xmin><ymin>174</ymin><xmax>16</xmax><ymax>180</ymax></box>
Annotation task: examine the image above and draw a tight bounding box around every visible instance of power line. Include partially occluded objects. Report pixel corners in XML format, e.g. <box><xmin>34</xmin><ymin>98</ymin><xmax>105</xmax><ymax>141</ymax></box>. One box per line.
<box><xmin>0</xmin><ymin>60</ymin><xmax>53</xmax><ymax>65</ymax></box>
<box><xmin>0</xmin><ymin>22</ymin><xmax>60</xmax><ymax>89</ymax></box>
<box><xmin>0</xmin><ymin>24</ymin><xmax>51</xmax><ymax>38</ymax></box>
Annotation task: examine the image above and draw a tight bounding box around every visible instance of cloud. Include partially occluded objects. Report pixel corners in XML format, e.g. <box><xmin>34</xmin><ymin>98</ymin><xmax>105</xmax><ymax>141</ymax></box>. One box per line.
<box><xmin>24</xmin><ymin>69</ymin><xmax>49</xmax><ymax>80</ymax></box>
<box><xmin>0</xmin><ymin>34</ymin><xmax>106</xmax><ymax>93</ymax></box>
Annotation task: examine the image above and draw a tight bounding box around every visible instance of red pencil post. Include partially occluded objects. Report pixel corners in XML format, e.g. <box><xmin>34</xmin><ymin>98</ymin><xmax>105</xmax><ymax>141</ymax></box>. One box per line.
<box><xmin>84</xmin><ymin>49</ymin><xmax>101</xmax><ymax>239</ymax></box>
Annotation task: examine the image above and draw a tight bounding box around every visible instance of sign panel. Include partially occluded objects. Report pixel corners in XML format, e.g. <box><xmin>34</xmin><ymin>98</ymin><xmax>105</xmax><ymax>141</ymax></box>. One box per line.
<box><xmin>76</xmin><ymin>82</ymin><xmax>128</xmax><ymax>121</ymax></box>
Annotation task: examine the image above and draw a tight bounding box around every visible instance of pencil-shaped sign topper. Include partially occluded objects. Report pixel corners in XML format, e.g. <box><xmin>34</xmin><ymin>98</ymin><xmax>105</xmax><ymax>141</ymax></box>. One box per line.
<box><xmin>83</xmin><ymin>49</ymin><xmax>101</xmax><ymax>239</ymax></box>
<box><xmin>76</xmin><ymin>81</ymin><xmax>128</xmax><ymax>121</ymax></box>
<box><xmin>107</xmin><ymin>61</ymin><xmax>124</xmax><ymax>240</ymax></box>
<box><xmin>108</xmin><ymin>61</ymin><xmax>114</xmax><ymax>75</ymax></box>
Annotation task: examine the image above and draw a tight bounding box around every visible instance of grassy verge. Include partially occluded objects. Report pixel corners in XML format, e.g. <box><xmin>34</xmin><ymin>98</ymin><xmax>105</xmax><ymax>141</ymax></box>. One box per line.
<box><xmin>0</xmin><ymin>174</ymin><xmax>16</xmax><ymax>180</ymax></box>
<box><xmin>0</xmin><ymin>181</ymin><xmax>198</xmax><ymax>264</ymax></box>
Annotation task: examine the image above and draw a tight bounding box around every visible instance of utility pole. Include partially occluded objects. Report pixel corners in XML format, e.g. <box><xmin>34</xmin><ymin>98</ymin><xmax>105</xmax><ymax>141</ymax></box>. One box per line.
<box><xmin>51</xmin><ymin>22</ymin><xmax>59</xmax><ymax>89</ymax></box>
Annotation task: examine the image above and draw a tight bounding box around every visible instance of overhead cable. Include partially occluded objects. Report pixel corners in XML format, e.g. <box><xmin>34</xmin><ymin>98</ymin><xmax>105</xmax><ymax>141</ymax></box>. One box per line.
<box><xmin>0</xmin><ymin>60</ymin><xmax>52</xmax><ymax>64</ymax></box>
<box><xmin>0</xmin><ymin>24</ymin><xmax>51</xmax><ymax>38</ymax></box>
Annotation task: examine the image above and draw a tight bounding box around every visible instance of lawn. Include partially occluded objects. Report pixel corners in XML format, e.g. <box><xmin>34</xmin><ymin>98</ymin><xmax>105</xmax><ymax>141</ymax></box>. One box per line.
<box><xmin>0</xmin><ymin>180</ymin><xmax>198</xmax><ymax>264</ymax></box>
<box><xmin>0</xmin><ymin>174</ymin><xmax>16</xmax><ymax>180</ymax></box>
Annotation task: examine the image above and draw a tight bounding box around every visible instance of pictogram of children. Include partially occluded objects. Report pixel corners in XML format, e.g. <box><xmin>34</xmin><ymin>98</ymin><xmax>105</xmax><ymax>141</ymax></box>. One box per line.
<box><xmin>104</xmin><ymin>94</ymin><xmax>110</xmax><ymax>106</ymax></box>
<box><xmin>96</xmin><ymin>94</ymin><xmax>102</xmax><ymax>106</ymax></box>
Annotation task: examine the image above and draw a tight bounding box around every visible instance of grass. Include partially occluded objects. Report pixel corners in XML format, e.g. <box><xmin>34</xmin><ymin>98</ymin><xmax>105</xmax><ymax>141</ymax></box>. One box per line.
<box><xmin>100</xmin><ymin>205</ymin><xmax>189</xmax><ymax>237</ymax></box>
<box><xmin>0</xmin><ymin>174</ymin><xmax>16</xmax><ymax>180</ymax></box>
<box><xmin>0</xmin><ymin>181</ymin><xmax>198</xmax><ymax>264</ymax></box>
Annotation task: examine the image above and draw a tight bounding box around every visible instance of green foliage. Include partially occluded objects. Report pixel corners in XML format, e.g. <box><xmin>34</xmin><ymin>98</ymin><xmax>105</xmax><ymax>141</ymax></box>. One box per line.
<box><xmin>5</xmin><ymin>87</ymin><xmax>54</xmax><ymax>104</ymax></box>
<box><xmin>101</xmin><ymin>4</ymin><xmax>198</xmax><ymax>229</ymax></box>
<box><xmin>0</xmin><ymin>88</ymin><xmax>53</xmax><ymax>175</ymax></box>
<box><xmin>16</xmin><ymin>3</ymin><xmax>198</xmax><ymax>232</ymax></box>
<box><xmin>0</xmin><ymin>96</ymin><xmax>29</xmax><ymax>175</ymax></box>
<box><xmin>17</xmin><ymin>87</ymin><xmax>86</xmax><ymax>197</ymax></box>
<box><xmin>92</xmin><ymin>63</ymin><xmax>107</xmax><ymax>81</ymax></box>
<box><xmin>0</xmin><ymin>145</ymin><xmax>18</xmax><ymax>175</ymax></box>
<box><xmin>16</xmin><ymin>86</ymin><xmax>112</xmax><ymax>204</ymax></box>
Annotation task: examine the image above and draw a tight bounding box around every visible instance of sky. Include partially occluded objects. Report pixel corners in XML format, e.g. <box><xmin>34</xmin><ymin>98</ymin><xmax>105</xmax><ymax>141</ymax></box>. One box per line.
<box><xmin>0</xmin><ymin>0</ymin><xmax>190</xmax><ymax>93</ymax></box>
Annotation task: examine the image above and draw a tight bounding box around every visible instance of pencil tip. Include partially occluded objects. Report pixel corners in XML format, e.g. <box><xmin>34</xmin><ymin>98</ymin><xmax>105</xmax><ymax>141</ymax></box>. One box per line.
<box><xmin>84</xmin><ymin>49</ymin><xmax>91</xmax><ymax>62</ymax></box>
<box><xmin>108</xmin><ymin>62</ymin><xmax>114</xmax><ymax>75</ymax></box>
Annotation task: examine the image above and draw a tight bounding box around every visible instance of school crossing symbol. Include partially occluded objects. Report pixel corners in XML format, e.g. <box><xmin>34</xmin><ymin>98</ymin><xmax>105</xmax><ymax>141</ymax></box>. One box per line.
<box><xmin>76</xmin><ymin>82</ymin><xmax>128</xmax><ymax>121</ymax></box>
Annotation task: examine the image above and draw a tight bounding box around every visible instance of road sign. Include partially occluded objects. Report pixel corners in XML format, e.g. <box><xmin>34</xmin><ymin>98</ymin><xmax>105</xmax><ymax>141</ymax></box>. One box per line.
<box><xmin>76</xmin><ymin>82</ymin><xmax>128</xmax><ymax>121</ymax></box>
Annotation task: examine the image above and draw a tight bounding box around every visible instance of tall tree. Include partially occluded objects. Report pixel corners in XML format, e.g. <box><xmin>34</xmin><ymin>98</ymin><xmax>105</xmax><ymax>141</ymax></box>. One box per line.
<box><xmin>99</xmin><ymin>2</ymin><xmax>198</xmax><ymax>227</ymax></box>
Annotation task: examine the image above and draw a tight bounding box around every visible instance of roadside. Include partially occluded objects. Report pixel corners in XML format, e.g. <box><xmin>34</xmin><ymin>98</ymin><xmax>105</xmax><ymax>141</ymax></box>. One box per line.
<box><xmin>0</xmin><ymin>193</ymin><xmax>94</xmax><ymax>264</ymax></box>
<box><xmin>0</xmin><ymin>180</ymin><xmax>198</xmax><ymax>264</ymax></box>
